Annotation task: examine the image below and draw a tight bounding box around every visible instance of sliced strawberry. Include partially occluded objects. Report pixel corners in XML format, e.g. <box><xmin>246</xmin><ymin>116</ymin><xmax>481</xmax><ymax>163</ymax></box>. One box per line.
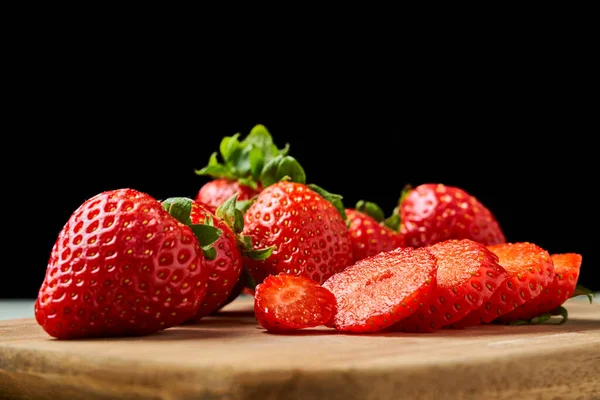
<box><xmin>498</xmin><ymin>253</ymin><xmax>582</xmax><ymax>322</ymax></box>
<box><xmin>322</xmin><ymin>247</ymin><xmax>437</xmax><ymax>333</ymax></box>
<box><xmin>393</xmin><ymin>239</ymin><xmax>507</xmax><ymax>332</ymax></box>
<box><xmin>452</xmin><ymin>242</ymin><xmax>554</xmax><ymax>327</ymax></box>
<box><xmin>254</xmin><ymin>274</ymin><xmax>336</xmax><ymax>332</ymax></box>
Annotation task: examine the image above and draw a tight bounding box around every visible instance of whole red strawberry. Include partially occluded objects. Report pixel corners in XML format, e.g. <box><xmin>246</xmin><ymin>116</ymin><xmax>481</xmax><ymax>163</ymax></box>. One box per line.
<box><xmin>194</xmin><ymin>124</ymin><xmax>288</xmax><ymax>213</ymax></box>
<box><xmin>396</xmin><ymin>183</ymin><xmax>506</xmax><ymax>248</ymax></box>
<box><xmin>498</xmin><ymin>253</ymin><xmax>583</xmax><ymax>323</ymax></box>
<box><xmin>254</xmin><ymin>273</ymin><xmax>337</xmax><ymax>332</ymax></box>
<box><xmin>392</xmin><ymin>239</ymin><xmax>507</xmax><ymax>333</ymax></box>
<box><xmin>242</xmin><ymin>181</ymin><xmax>353</xmax><ymax>285</ymax></box>
<box><xmin>452</xmin><ymin>242</ymin><xmax>555</xmax><ymax>328</ymax></box>
<box><xmin>196</xmin><ymin>178</ymin><xmax>261</xmax><ymax>214</ymax></box>
<box><xmin>172</xmin><ymin>195</ymin><xmax>272</xmax><ymax>321</ymax></box>
<box><xmin>323</xmin><ymin>246</ymin><xmax>438</xmax><ymax>333</ymax></box>
<box><xmin>346</xmin><ymin>200</ymin><xmax>405</xmax><ymax>262</ymax></box>
<box><xmin>35</xmin><ymin>189</ymin><xmax>219</xmax><ymax>339</ymax></box>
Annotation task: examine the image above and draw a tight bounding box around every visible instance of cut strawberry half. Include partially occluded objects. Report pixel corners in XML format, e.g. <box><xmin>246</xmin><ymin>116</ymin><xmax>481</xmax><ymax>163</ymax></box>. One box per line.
<box><xmin>322</xmin><ymin>247</ymin><xmax>438</xmax><ymax>333</ymax></box>
<box><xmin>452</xmin><ymin>242</ymin><xmax>554</xmax><ymax>327</ymax></box>
<box><xmin>254</xmin><ymin>273</ymin><xmax>336</xmax><ymax>332</ymax></box>
<box><xmin>393</xmin><ymin>239</ymin><xmax>507</xmax><ymax>333</ymax></box>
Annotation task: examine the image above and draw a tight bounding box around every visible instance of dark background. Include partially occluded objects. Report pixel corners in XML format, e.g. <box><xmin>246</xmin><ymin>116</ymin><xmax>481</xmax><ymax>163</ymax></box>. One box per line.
<box><xmin>3</xmin><ymin>46</ymin><xmax>598</xmax><ymax>298</ymax></box>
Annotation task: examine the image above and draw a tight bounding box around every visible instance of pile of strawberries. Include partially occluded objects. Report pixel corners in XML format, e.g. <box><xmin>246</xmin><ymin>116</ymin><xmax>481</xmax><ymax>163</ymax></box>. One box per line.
<box><xmin>34</xmin><ymin>125</ymin><xmax>591</xmax><ymax>339</ymax></box>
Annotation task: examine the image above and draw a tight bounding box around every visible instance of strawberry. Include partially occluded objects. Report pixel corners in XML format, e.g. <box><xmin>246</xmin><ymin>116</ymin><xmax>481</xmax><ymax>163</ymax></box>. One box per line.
<box><xmin>165</xmin><ymin>196</ymin><xmax>272</xmax><ymax>321</ymax></box>
<box><xmin>322</xmin><ymin>247</ymin><xmax>438</xmax><ymax>333</ymax></box>
<box><xmin>392</xmin><ymin>239</ymin><xmax>507</xmax><ymax>332</ymax></box>
<box><xmin>497</xmin><ymin>253</ymin><xmax>583</xmax><ymax>323</ymax></box>
<box><xmin>452</xmin><ymin>242</ymin><xmax>555</xmax><ymax>327</ymax></box>
<box><xmin>394</xmin><ymin>183</ymin><xmax>506</xmax><ymax>248</ymax></box>
<box><xmin>254</xmin><ymin>273</ymin><xmax>337</xmax><ymax>332</ymax></box>
<box><xmin>242</xmin><ymin>180</ymin><xmax>353</xmax><ymax>285</ymax></box>
<box><xmin>195</xmin><ymin>178</ymin><xmax>261</xmax><ymax>215</ymax></box>
<box><xmin>194</xmin><ymin>124</ymin><xmax>288</xmax><ymax>213</ymax></box>
<box><xmin>346</xmin><ymin>200</ymin><xmax>405</xmax><ymax>262</ymax></box>
<box><xmin>34</xmin><ymin>189</ymin><xmax>221</xmax><ymax>339</ymax></box>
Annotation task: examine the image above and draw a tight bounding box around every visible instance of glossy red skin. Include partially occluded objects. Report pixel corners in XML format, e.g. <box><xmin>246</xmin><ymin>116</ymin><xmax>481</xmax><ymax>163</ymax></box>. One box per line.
<box><xmin>186</xmin><ymin>202</ymin><xmax>243</xmax><ymax>321</ymax></box>
<box><xmin>195</xmin><ymin>178</ymin><xmax>261</xmax><ymax>214</ymax></box>
<box><xmin>34</xmin><ymin>189</ymin><xmax>209</xmax><ymax>339</ymax></box>
<box><xmin>323</xmin><ymin>247</ymin><xmax>438</xmax><ymax>333</ymax></box>
<box><xmin>498</xmin><ymin>253</ymin><xmax>582</xmax><ymax>322</ymax></box>
<box><xmin>393</xmin><ymin>239</ymin><xmax>507</xmax><ymax>333</ymax></box>
<box><xmin>242</xmin><ymin>181</ymin><xmax>353</xmax><ymax>285</ymax></box>
<box><xmin>345</xmin><ymin>209</ymin><xmax>405</xmax><ymax>262</ymax></box>
<box><xmin>400</xmin><ymin>184</ymin><xmax>506</xmax><ymax>248</ymax></box>
<box><xmin>254</xmin><ymin>274</ymin><xmax>337</xmax><ymax>332</ymax></box>
<box><xmin>453</xmin><ymin>242</ymin><xmax>555</xmax><ymax>327</ymax></box>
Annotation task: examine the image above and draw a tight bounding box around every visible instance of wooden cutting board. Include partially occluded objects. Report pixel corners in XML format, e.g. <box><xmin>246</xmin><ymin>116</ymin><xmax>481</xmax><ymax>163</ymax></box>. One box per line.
<box><xmin>1</xmin><ymin>297</ymin><xmax>599</xmax><ymax>400</ymax></box>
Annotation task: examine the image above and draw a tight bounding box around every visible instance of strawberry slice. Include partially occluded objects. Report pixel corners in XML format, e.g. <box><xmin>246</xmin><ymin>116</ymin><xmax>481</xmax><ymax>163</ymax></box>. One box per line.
<box><xmin>322</xmin><ymin>247</ymin><xmax>437</xmax><ymax>333</ymax></box>
<box><xmin>452</xmin><ymin>242</ymin><xmax>554</xmax><ymax>327</ymax></box>
<box><xmin>498</xmin><ymin>253</ymin><xmax>583</xmax><ymax>323</ymax></box>
<box><xmin>254</xmin><ymin>274</ymin><xmax>336</xmax><ymax>332</ymax></box>
<box><xmin>393</xmin><ymin>239</ymin><xmax>507</xmax><ymax>333</ymax></box>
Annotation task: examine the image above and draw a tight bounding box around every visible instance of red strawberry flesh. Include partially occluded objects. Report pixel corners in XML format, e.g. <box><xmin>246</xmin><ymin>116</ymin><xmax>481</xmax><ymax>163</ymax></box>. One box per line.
<box><xmin>254</xmin><ymin>274</ymin><xmax>336</xmax><ymax>332</ymax></box>
<box><xmin>453</xmin><ymin>242</ymin><xmax>554</xmax><ymax>327</ymax></box>
<box><xmin>393</xmin><ymin>239</ymin><xmax>507</xmax><ymax>332</ymax></box>
<box><xmin>323</xmin><ymin>247</ymin><xmax>437</xmax><ymax>333</ymax></box>
<box><xmin>498</xmin><ymin>253</ymin><xmax>582</xmax><ymax>322</ymax></box>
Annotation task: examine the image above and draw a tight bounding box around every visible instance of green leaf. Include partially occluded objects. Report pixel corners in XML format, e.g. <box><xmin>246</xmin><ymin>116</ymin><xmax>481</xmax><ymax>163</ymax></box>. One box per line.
<box><xmin>162</xmin><ymin>197</ymin><xmax>193</xmax><ymax>225</ymax></box>
<box><xmin>244</xmin><ymin>124</ymin><xmax>274</xmax><ymax>157</ymax></box>
<box><xmin>237</xmin><ymin>177</ymin><xmax>258</xmax><ymax>190</ymax></box>
<box><xmin>249</xmin><ymin>146</ymin><xmax>265</xmax><ymax>180</ymax></box>
<box><xmin>190</xmin><ymin>224</ymin><xmax>222</xmax><ymax>249</ymax></box>
<box><xmin>215</xmin><ymin>193</ymin><xmax>245</xmax><ymax>234</ymax></box>
<box><xmin>571</xmin><ymin>285</ymin><xmax>595</xmax><ymax>304</ymax></box>
<box><xmin>507</xmin><ymin>306</ymin><xmax>569</xmax><ymax>326</ymax></box>
<box><xmin>241</xmin><ymin>267</ymin><xmax>257</xmax><ymax>291</ymax></box>
<box><xmin>203</xmin><ymin>247</ymin><xmax>217</xmax><ymax>261</ymax></box>
<box><xmin>355</xmin><ymin>200</ymin><xmax>385</xmax><ymax>222</ymax></box>
<box><xmin>236</xmin><ymin>198</ymin><xmax>255</xmax><ymax>213</ymax></box>
<box><xmin>220</xmin><ymin>134</ymin><xmax>242</xmax><ymax>163</ymax></box>
<box><xmin>194</xmin><ymin>152</ymin><xmax>236</xmax><ymax>179</ymax></box>
<box><xmin>243</xmin><ymin>246</ymin><xmax>274</xmax><ymax>261</ymax></box>
<box><xmin>278</xmin><ymin>143</ymin><xmax>290</xmax><ymax>157</ymax></box>
<box><xmin>551</xmin><ymin>306</ymin><xmax>569</xmax><ymax>325</ymax></box>
<box><xmin>398</xmin><ymin>184</ymin><xmax>413</xmax><ymax>205</ymax></box>
<box><xmin>383</xmin><ymin>210</ymin><xmax>401</xmax><ymax>232</ymax></box>
<box><xmin>308</xmin><ymin>184</ymin><xmax>347</xmax><ymax>221</ymax></box>
<box><xmin>194</xmin><ymin>164</ymin><xmax>235</xmax><ymax>180</ymax></box>
<box><xmin>260</xmin><ymin>155</ymin><xmax>306</xmax><ymax>187</ymax></box>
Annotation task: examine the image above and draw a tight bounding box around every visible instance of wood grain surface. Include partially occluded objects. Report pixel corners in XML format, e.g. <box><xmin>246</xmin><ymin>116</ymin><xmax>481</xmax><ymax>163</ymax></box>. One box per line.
<box><xmin>1</xmin><ymin>297</ymin><xmax>599</xmax><ymax>400</ymax></box>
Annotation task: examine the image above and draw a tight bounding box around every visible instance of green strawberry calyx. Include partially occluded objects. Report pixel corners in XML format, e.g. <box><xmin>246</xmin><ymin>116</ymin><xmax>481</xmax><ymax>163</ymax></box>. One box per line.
<box><xmin>259</xmin><ymin>153</ymin><xmax>347</xmax><ymax>222</ymax></box>
<box><xmin>384</xmin><ymin>184</ymin><xmax>413</xmax><ymax>232</ymax></box>
<box><xmin>215</xmin><ymin>193</ymin><xmax>274</xmax><ymax>261</ymax></box>
<box><xmin>355</xmin><ymin>200</ymin><xmax>385</xmax><ymax>223</ymax></box>
<box><xmin>507</xmin><ymin>306</ymin><xmax>569</xmax><ymax>326</ymax></box>
<box><xmin>161</xmin><ymin>197</ymin><xmax>222</xmax><ymax>260</ymax></box>
<box><xmin>194</xmin><ymin>124</ymin><xmax>289</xmax><ymax>190</ymax></box>
<box><xmin>571</xmin><ymin>285</ymin><xmax>595</xmax><ymax>304</ymax></box>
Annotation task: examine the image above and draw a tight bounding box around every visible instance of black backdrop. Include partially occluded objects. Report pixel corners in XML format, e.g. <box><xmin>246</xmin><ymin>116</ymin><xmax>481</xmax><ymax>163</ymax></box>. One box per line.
<box><xmin>3</xmin><ymin>71</ymin><xmax>598</xmax><ymax>299</ymax></box>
